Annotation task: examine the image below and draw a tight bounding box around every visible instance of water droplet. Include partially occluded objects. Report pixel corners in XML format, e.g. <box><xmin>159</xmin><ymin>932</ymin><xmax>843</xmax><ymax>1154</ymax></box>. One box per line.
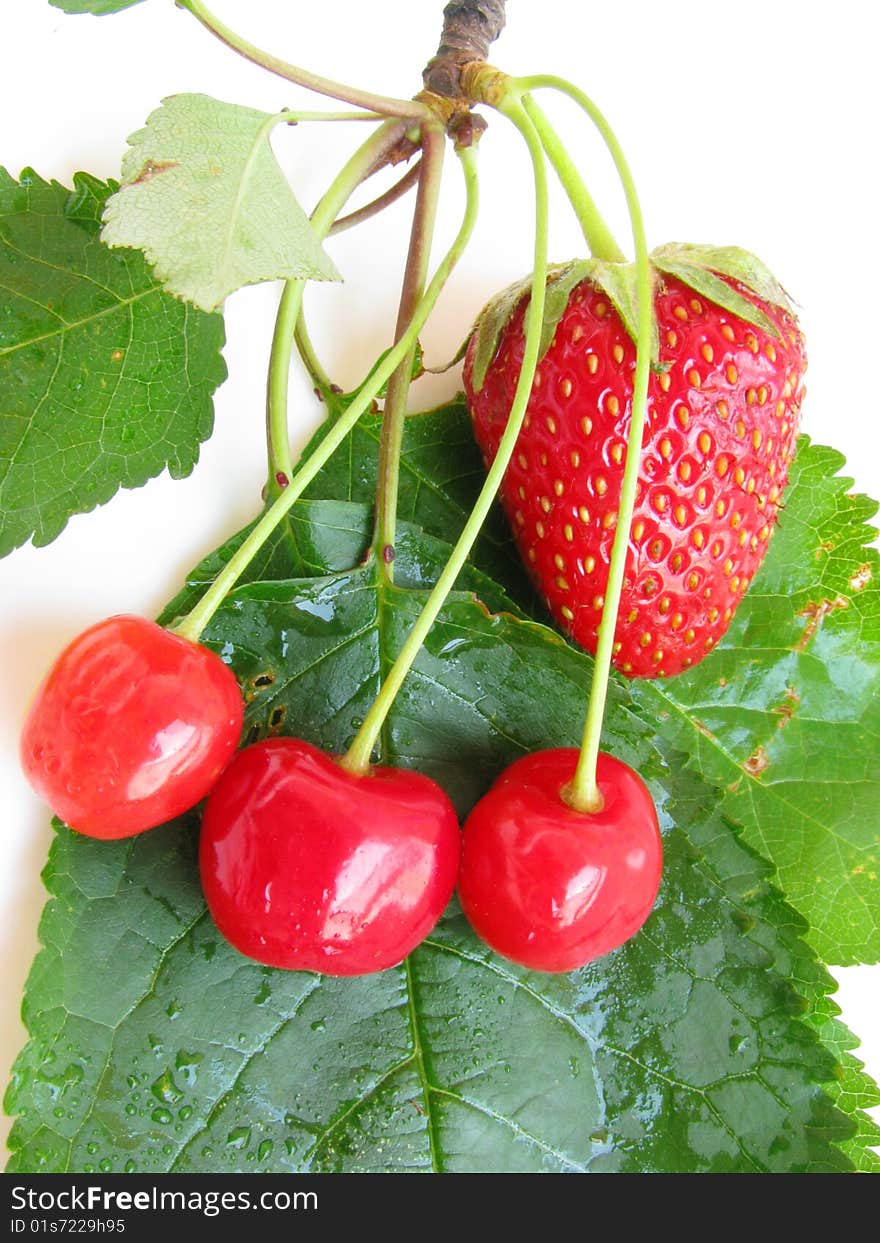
<box><xmin>166</xmin><ymin>999</ymin><xmax>182</xmax><ymax>1020</ymax></box>
<box><xmin>179</xmin><ymin>1106</ymin><xmax>193</xmax><ymax>1121</ymax></box>
<box><xmin>257</xmin><ymin>1139</ymin><xmax>273</xmax><ymax>1162</ymax></box>
<box><xmin>124</xmin><ymin>1160</ymin><xmax>136</xmax><ymax>1174</ymax></box>
<box><xmin>150</xmin><ymin>1069</ymin><xmax>183</xmax><ymax>1105</ymax></box>
<box><xmin>99</xmin><ymin>1158</ymin><xmax>112</xmax><ymax>1173</ymax></box>
<box><xmin>86</xmin><ymin>1142</ymin><xmax>98</xmax><ymax>1155</ymax></box>
<box><xmin>226</xmin><ymin>1126</ymin><xmax>250</xmax><ymax>1149</ymax></box>
<box><xmin>151</xmin><ymin>1107</ymin><xmax>173</xmax><ymax>1126</ymax></box>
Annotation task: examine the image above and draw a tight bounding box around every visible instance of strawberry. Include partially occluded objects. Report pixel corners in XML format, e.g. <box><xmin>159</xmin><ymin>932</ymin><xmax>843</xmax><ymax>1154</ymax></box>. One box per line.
<box><xmin>463</xmin><ymin>245</ymin><xmax>807</xmax><ymax>677</ymax></box>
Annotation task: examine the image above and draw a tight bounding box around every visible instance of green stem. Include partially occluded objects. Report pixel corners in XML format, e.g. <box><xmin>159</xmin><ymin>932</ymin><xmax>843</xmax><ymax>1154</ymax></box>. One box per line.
<box><xmin>293</xmin><ymin>315</ymin><xmax>334</xmax><ymax>397</ymax></box>
<box><xmin>520</xmin><ymin>94</ymin><xmax>625</xmax><ymax>263</ymax></box>
<box><xmin>340</xmin><ymin>106</ymin><xmax>547</xmax><ymax>776</ymax></box>
<box><xmin>329</xmin><ymin>160</ymin><xmax>423</xmax><ymax>236</ymax></box>
<box><xmin>519</xmin><ymin>77</ymin><xmax>654</xmax><ymax>813</ymax></box>
<box><xmin>280</xmin><ymin>110</ymin><xmax>386</xmax><ymax>123</ymax></box>
<box><xmin>375</xmin><ymin>124</ymin><xmax>446</xmax><ymax>581</ymax></box>
<box><xmin>181</xmin><ymin>0</ymin><xmax>428</xmax><ymax>122</ymax></box>
<box><xmin>293</xmin><ymin>159</ymin><xmax>427</xmax><ymax>399</ymax></box>
<box><xmin>265</xmin><ymin>120</ymin><xmax>408</xmax><ymax>492</ymax></box>
<box><xmin>173</xmin><ymin>143</ymin><xmax>480</xmax><ymax>646</ymax></box>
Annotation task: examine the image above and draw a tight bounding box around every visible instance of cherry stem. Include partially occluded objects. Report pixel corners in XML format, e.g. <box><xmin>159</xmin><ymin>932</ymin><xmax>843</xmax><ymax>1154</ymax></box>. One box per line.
<box><xmin>518</xmin><ymin>75</ymin><xmax>654</xmax><ymax>814</ymax></box>
<box><xmin>179</xmin><ymin>0</ymin><xmax>428</xmax><ymax>122</ymax></box>
<box><xmin>292</xmin><ymin>160</ymin><xmax>427</xmax><ymax>400</ymax></box>
<box><xmin>375</xmin><ymin>123</ymin><xmax>446</xmax><ymax>582</ymax></box>
<box><xmin>172</xmin><ymin>144</ymin><xmax>480</xmax><ymax>646</ymax></box>
<box><xmin>340</xmin><ymin>104</ymin><xmax>547</xmax><ymax>776</ymax></box>
<box><xmin>329</xmin><ymin>161</ymin><xmax>423</xmax><ymax>236</ymax></box>
<box><xmin>293</xmin><ymin>315</ymin><xmax>334</xmax><ymax>398</ymax></box>
<box><xmin>519</xmin><ymin>94</ymin><xmax>626</xmax><ymax>264</ymax></box>
<box><xmin>265</xmin><ymin>120</ymin><xmax>409</xmax><ymax>495</ymax></box>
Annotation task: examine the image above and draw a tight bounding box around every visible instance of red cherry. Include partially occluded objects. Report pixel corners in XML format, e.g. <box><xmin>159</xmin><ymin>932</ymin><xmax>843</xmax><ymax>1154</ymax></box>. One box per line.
<box><xmin>199</xmin><ymin>737</ymin><xmax>461</xmax><ymax>975</ymax></box>
<box><xmin>458</xmin><ymin>749</ymin><xmax>662</xmax><ymax>973</ymax></box>
<box><xmin>20</xmin><ymin>615</ymin><xmax>243</xmax><ymax>840</ymax></box>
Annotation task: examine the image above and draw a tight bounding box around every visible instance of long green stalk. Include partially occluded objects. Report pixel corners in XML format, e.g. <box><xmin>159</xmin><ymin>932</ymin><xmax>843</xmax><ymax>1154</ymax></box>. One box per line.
<box><xmin>340</xmin><ymin>107</ymin><xmax>547</xmax><ymax>775</ymax></box>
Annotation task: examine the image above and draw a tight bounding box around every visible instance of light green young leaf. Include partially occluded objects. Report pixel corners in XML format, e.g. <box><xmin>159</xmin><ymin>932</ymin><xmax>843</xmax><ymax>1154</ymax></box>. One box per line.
<box><xmin>49</xmin><ymin>0</ymin><xmax>145</xmax><ymax>12</ymax></box>
<box><xmin>101</xmin><ymin>94</ymin><xmax>340</xmax><ymax>311</ymax></box>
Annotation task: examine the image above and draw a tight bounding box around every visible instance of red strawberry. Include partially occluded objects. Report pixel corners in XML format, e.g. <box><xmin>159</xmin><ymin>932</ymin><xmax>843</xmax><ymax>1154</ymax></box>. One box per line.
<box><xmin>463</xmin><ymin>246</ymin><xmax>807</xmax><ymax>677</ymax></box>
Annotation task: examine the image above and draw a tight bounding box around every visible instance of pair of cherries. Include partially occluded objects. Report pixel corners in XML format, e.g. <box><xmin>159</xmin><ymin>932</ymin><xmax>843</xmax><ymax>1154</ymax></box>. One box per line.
<box><xmin>20</xmin><ymin>615</ymin><xmax>662</xmax><ymax>975</ymax></box>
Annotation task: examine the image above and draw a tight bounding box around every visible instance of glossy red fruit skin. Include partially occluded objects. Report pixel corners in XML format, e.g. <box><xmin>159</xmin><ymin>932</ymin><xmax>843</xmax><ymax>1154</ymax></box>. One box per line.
<box><xmin>20</xmin><ymin>615</ymin><xmax>243</xmax><ymax>840</ymax></box>
<box><xmin>465</xmin><ymin>274</ymin><xmax>807</xmax><ymax>676</ymax></box>
<box><xmin>458</xmin><ymin>749</ymin><xmax>662</xmax><ymax>973</ymax></box>
<box><xmin>199</xmin><ymin>737</ymin><xmax>461</xmax><ymax>976</ymax></box>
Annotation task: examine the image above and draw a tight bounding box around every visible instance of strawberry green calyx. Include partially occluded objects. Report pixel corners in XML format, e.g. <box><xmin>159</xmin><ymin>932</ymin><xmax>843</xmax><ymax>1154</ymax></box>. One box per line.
<box><xmin>468</xmin><ymin>257</ymin><xmax>657</xmax><ymax>392</ymax></box>
<box><xmin>467</xmin><ymin>242</ymin><xmax>796</xmax><ymax>395</ymax></box>
<box><xmin>651</xmin><ymin>242</ymin><xmax>796</xmax><ymax>339</ymax></box>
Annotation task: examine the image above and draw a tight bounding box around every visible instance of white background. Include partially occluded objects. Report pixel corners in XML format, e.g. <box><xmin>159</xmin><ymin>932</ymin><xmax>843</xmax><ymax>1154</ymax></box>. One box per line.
<box><xmin>1</xmin><ymin>0</ymin><xmax>878</xmax><ymax>1157</ymax></box>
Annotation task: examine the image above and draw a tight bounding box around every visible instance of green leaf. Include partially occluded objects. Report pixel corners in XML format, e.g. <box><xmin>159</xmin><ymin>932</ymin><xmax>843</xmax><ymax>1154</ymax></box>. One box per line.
<box><xmin>5</xmin><ymin>543</ymin><xmax>866</xmax><ymax>1171</ymax></box>
<box><xmin>629</xmin><ymin>439</ymin><xmax>880</xmax><ymax>966</ymax></box>
<box><xmin>49</xmin><ymin>0</ymin><xmax>145</xmax><ymax>13</ymax></box>
<box><xmin>0</xmin><ymin>169</ymin><xmax>226</xmax><ymax>558</ymax></box>
<box><xmin>101</xmin><ymin>95</ymin><xmax>340</xmax><ymax>311</ymax></box>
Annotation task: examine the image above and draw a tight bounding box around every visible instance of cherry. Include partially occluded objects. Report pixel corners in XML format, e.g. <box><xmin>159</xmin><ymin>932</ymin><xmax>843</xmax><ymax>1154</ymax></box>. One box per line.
<box><xmin>20</xmin><ymin>615</ymin><xmax>243</xmax><ymax>840</ymax></box>
<box><xmin>199</xmin><ymin>737</ymin><xmax>461</xmax><ymax>975</ymax></box>
<box><xmin>457</xmin><ymin>749</ymin><xmax>662</xmax><ymax>973</ymax></box>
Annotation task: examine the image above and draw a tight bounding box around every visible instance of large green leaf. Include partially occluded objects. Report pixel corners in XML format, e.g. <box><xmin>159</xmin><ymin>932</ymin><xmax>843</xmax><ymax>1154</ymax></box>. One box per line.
<box><xmin>101</xmin><ymin>95</ymin><xmax>340</xmax><ymax>311</ymax></box>
<box><xmin>0</xmin><ymin>170</ymin><xmax>226</xmax><ymax>557</ymax></box>
<box><xmin>5</xmin><ymin>547</ymin><xmax>869</xmax><ymax>1171</ymax></box>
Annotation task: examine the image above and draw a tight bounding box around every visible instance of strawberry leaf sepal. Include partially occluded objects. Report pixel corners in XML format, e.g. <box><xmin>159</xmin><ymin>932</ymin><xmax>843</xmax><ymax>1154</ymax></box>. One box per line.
<box><xmin>465</xmin><ymin>241</ymin><xmax>796</xmax><ymax>393</ymax></box>
<box><xmin>651</xmin><ymin>242</ymin><xmax>796</xmax><ymax>340</ymax></box>
<box><xmin>467</xmin><ymin>259</ymin><xmax>661</xmax><ymax>393</ymax></box>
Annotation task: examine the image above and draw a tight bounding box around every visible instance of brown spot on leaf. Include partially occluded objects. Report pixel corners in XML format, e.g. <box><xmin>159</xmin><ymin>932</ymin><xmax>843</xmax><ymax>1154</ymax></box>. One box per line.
<box><xmin>268</xmin><ymin>705</ymin><xmax>287</xmax><ymax>732</ymax></box>
<box><xmin>132</xmin><ymin>159</ymin><xmax>179</xmax><ymax>185</ymax></box>
<box><xmin>251</xmin><ymin>671</ymin><xmax>275</xmax><ymax>689</ymax></box>
<box><xmin>692</xmin><ymin>718</ymin><xmax>718</xmax><ymax>742</ymax></box>
<box><xmin>850</xmin><ymin>563</ymin><xmax>872</xmax><ymax>591</ymax></box>
<box><xmin>794</xmin><ymin>597</ymin><xmax>848</xmax><ymax>651</ymax></box>
<box><xmin>773</xmin><ymin>686</ymin><xmax>800</xmax><ymax>729</ymax></box>
<box><xmin>743</xmin><ymin>746</ymin><xmax>770</xmax><ymax>777</ymax></box>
